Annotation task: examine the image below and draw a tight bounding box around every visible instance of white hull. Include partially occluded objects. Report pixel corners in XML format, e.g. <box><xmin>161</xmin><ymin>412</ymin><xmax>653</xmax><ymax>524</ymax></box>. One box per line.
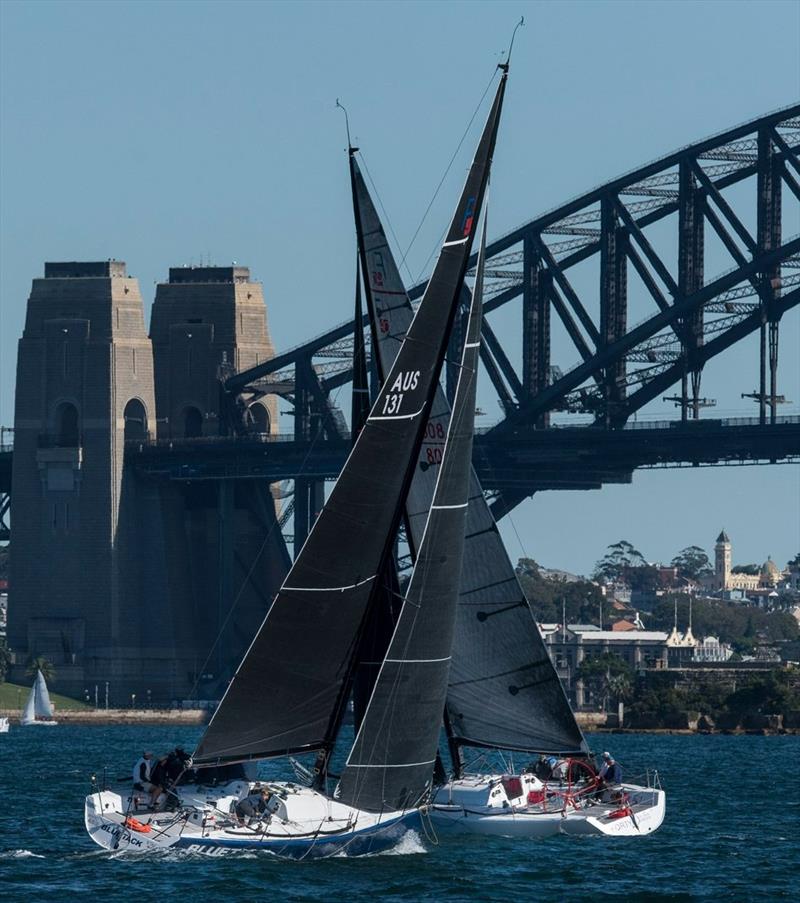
<box><xmin>20</xmin><ymin>719</ymin><xmax>58</xmax><ymax>727</ymax></box>
<box><xmin>431</xmin><ymin>773</ymin><xmax>665</xmax><ymax>839</ymax></box>
<box><xmin>85</xmin><ymin>780</ymin><xmax>419</xmax><ymax>859</ymax></box>
<box><xmin>0</xmin><ymin>717</ymin><xmax>9</xmax><ymax>733</ymax></box>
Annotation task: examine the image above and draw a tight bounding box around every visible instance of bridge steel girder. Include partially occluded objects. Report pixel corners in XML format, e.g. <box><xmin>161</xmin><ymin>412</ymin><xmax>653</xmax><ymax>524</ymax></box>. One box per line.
<box><xmin>126</xmin><ymin>417</ymin><xmax>800</xmax><ymax>492</ymax></box>
<box><xmin>193</xmin><ymin>106</ymin><xmax>800</xmax><ymax>524</ymax></box>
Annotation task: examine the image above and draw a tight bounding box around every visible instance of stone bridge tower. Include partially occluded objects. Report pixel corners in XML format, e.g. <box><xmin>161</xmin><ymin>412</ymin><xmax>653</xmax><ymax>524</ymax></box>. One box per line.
<box><xmin>149</xmin><ymin>266</ymin><xmax>288</xmax><ymax>697</ymax></box>
<box><xmin>8</xmin><ymin>261</ymin><xmax>160</xmax><ymax>699</ymax></box>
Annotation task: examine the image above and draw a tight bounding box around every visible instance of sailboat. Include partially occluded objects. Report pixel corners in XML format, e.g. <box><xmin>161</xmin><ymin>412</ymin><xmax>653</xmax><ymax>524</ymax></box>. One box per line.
<box><xmin>84</xmin><ymin>61</ymin><xmax>507</xmax><ymax>859</ymax></box>
<box><xmin>21</xmin><ymin>670</ymin><xmax>58</xmax><ymax>726</ymax></box>
<box><xmin>346</xmin><ymin>106</ymin><xmax>665</xmax><ymax>839</ymax></box>
<box><xmin>0</xmin><ymin>717</ymin><xmax>9</xmax><ymax>733</ymax></box>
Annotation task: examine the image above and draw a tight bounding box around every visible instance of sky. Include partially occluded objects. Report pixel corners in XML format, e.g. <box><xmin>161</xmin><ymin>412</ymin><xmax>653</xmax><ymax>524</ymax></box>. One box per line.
<box><xmin>1</xmin><ymin>0</ymin><xmax>798</xmax><ymax>575</ymax></box>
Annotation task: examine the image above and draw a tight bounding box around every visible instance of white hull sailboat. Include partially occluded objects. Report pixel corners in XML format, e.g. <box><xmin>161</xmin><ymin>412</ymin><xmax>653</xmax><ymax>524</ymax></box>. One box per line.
<box><xmin>430</xmin><ymin>770</ymin><xmax>665</xmax><ymax>838</ymax></box>
<box><xmin>0</xmin><ymin>716</ymin><xmax>9</xmax><ymax>733</ymax></box>
<box><xmin>85</xmin><ymin>55</ymin><xmax>509</xmax><ymax>859</ymax></box>
<box><xmin>347</xmin><ymin>39</ymin><xmax>666</xmax><ymax>841</ymax></box>
<box><xmin>21</xmin><ymin>670</ymin><xmax>57</xmax><ymax>726</ymax></box>
<box><xmin>85</xmin><ymin>782</ymin><xmax>418</xmax><ymax>857</ymax></box>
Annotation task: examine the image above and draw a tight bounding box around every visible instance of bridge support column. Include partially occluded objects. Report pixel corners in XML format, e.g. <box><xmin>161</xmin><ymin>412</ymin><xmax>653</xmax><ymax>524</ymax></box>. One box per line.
<box><xmin>292</xmin><ymin>361</ymin><xmax>326</xmax><ymax>553</ymax></box>
<box><xmin>600</xmin><ymin>198</ymin><xmax>628</xmax><ymax>426</ymax></box>
<box><xmin>758</xmin><ymin>126</ymin><xmax>782</xmax><ymax>426</ymax></box>
<box><xmin>679</xmin><ymin>161</ymin><xmax>705</xmax><ymax>420</ymax></box>
<box><xmin>217</xmin><ymin>480</ymin><xmax>234</xmax><ymax>680</ymax></box>
<box><xmin>523</xmin><ymin>235</ymin><xmax>551</xmax><ymax>428</ymax></box>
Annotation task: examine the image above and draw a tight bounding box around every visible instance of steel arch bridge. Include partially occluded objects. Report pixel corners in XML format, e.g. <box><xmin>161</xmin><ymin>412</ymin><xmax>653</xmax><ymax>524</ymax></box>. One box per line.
<box><xmin>214</xmin><ymin>103</ymin><xmax>800</xmax><ymax>524</ymax></box>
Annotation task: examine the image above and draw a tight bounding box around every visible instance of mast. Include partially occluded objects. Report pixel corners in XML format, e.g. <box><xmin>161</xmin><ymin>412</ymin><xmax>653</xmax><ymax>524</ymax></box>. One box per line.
<box><xmin>348</xmin><ymin>129</ymin><xmax>587</xmax><ymax>755</ymax></box>
<box><xmin>192</xmin><ymin>70</ymin><xmax>506</xmax><ymax>771</ymax></box>
<box><xmin>350</xmin><ymin>255</ymin><xmax>371</xmax><ymax>440</ymax></box>
<box><xmin>338</xmin><ymin>205</ymin><xmax>489</xmax><ymax>813</ymax></box>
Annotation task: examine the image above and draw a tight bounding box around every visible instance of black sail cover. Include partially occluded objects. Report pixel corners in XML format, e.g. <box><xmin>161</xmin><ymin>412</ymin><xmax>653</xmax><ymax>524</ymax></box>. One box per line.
<box><xmin>192</xmin><ymin>73</ymin><xmax>506</xmax><ymax>767</ymax></box>
<box><xmin>338</xmin><ymin>211</ymin><xmax>488</xmax><ymax>813</ymax></box>
<box><xmin>350</xmin><ymin>160</ymin><xmax>587</xmax><ymax>755</ymax></box>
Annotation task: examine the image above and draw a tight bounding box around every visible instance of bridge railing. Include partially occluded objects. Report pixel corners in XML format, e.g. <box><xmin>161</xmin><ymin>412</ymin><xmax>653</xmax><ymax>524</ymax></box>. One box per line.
<box><xmin>122</xmin><ymin>414</ymin><xmax>800</xmax><ymax>452</ymax></box>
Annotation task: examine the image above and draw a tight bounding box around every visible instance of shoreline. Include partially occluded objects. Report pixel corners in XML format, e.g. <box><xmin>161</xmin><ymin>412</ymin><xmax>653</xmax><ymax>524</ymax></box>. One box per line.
<box><xmin>0</xmin><ymin>708</ymin><xmax>209</xmax><ymax>725</ymax></box>
<box><xmin>1</xmin><ymin>708</ymin><xmax>796</xmax><ymax>735</ymax></box>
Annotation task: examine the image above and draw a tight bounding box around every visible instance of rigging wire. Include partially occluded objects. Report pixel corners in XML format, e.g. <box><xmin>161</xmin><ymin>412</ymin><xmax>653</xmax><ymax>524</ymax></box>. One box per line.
<box><xmin>402</xmin><ymin>67</ymin><xmax>499</xmax><ymax>284</ymax></box>
<box><xmin>356</xmin><ymin>151</ymin><xmax>417</xmax><ymax>287</ymax></box>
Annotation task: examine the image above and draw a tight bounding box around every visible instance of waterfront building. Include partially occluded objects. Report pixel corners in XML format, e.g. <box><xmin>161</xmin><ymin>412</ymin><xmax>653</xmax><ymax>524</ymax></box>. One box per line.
<box><xmin>702</xmin><ymin>529</ymin><xmax>782</xmax><ymax>593</ymax></box>
<box><xmin>539</xmin><ymin>623</ymin><xmax>669</xmax><ymax>707</ymax></box>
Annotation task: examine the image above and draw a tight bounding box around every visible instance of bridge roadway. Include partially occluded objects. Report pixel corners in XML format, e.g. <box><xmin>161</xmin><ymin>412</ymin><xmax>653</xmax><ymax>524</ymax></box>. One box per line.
<box><xmin>125</xmin><ymin>416</ymin><xmax>800</xmax><ymax>495</ymax></box>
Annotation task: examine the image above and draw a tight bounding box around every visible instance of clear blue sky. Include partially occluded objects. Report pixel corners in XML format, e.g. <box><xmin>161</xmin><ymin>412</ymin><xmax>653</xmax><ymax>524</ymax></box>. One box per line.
<box><xmin>1</xmin><ymin>0</ymin><xmax>798</xmax><ymax>574</ymax></box>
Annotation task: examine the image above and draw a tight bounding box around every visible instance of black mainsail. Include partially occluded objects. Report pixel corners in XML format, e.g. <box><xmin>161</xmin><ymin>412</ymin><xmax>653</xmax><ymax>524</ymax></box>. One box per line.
<box><xmin>338</xmin><ymin>208</ymin><xmax>488</xmax><ymax>813</ymax></box>
<box><xmin>348</xmin><ymin>143</ymin><xmax>587</xmax><ymax>758</ymax></box>
<box><xmin>193</xmin><ymin>71</ymin><xmax>507</xmax><ymax>769</ymax></box>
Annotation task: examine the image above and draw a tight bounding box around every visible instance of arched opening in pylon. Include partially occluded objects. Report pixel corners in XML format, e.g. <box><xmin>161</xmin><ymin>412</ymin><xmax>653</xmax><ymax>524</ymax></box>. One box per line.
<box><xmin>123</xmin><ymin>399</ymin><xmax>148</xmax><ymax>442</ymax></box>
<box><xmin>54</xmin><ymin>402</ymin><xmax>80</xmax><ymax>447</ymax></box>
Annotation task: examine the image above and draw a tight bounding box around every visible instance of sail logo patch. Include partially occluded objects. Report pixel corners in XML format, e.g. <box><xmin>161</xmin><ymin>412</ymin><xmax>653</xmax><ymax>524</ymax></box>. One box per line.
<box><xmin>461</xmin><ymin>197</ymin><xmax>476</xmax><ymax>236</ymax></box>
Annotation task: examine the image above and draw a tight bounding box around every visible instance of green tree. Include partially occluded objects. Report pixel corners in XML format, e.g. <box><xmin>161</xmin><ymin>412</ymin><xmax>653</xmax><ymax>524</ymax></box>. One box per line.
<box><xmin>26</xmin><ymin>656</ymin><xmax>55</xmax><ymax>684</ymax></box>
<box><xmin>576</xmin><ymin>653</ymin><xmax>632</xmax><ymax>711</ymax></box>
<box><xmin>648</xmin><ymin>593</ymin><xmax>798</xmax><ymax>647</ymax></box>
<box><xmin>592</xmin><ymin>540</ymin><xmax>647</xmax><ymax>582</ymax></box>
<box><xmin>671</xmin><ymin>545</ymin><xmax>712</xmax><ymax>580</ymax></box>
<box><xmin>0</xmin><ymin>640</ymin><xmax>11</xmax><ymax>684</ymax></box>
<box><xmin>515</xmin><ymin>560</ymin><xmax>607</xmax><ymax>625</ymax></box>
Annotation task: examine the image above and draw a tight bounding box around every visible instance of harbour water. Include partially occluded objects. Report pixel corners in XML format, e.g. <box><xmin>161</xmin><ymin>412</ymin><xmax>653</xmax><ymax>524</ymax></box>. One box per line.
<box><xmin>0</xmin><ymin>726</ymin><xmax>796</xmax><ymax>901</ymax></box>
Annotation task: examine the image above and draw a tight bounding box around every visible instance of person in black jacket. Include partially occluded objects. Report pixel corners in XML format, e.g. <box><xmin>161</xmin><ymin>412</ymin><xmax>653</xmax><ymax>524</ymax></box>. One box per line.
<box><xmin>234</xmin><ymin>787</ymin><xmax>272</xmax><ymax>826</ymax></box>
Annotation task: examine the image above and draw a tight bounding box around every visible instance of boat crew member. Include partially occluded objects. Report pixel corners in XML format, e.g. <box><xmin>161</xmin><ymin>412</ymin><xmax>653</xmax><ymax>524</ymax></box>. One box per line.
<box><xmin>528</xmin><ymin>754</ymin><xmax>553</xmax><ymax>781</ymax></box>
<box><xmin>598</xmin><ymin>751</ymin><xmax>622</xmax><ymax>785</ymax></box>
<box><xmin>132</xmin><ymin>750</ymin><xmax>159</xmax><ymax>806</ymax></box>
<box><xmin>235</xmin><ymin>787</ymin><xmax>271</xmax><ymax>826</ymax></box>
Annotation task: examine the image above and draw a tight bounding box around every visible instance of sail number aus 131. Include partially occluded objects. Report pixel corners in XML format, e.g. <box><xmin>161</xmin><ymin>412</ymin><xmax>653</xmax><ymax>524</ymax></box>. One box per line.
<box><xmin>382</xmin><ymin>370</ymin><xmax>420</xmax><ymax>415</ymax></box>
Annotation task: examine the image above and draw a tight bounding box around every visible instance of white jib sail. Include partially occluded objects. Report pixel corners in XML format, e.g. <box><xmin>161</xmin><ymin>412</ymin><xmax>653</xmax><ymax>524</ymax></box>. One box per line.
<box><xmin>34</xmin><ymin>671</ymin><xmax>54</xmax><ymax>719</ymax></box>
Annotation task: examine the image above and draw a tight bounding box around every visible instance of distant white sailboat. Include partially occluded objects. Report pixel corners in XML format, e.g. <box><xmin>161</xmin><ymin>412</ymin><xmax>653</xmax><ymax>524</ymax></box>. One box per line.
<box><xmin>21</xmin><ymin>670</ymin><xmax>57</xmax><ymax>726</ymax></box>
<box><xmin>0</xmin><ymin>716</ymin><xmax>9</xmax><ymax>733</ymax></box>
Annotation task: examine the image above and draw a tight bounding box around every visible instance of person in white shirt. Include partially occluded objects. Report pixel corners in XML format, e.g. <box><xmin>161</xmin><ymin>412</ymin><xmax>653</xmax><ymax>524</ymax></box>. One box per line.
<box><xmin>132</xmin><ymin>750</ymin><xmax>158</xmax><ymax>805</ymax></box>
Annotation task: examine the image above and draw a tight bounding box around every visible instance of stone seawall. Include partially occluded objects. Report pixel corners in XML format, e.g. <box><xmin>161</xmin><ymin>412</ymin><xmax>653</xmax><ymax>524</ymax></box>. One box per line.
<box><xmin>0</xmin><ymin>708</ymin><xmax>210</xmax><ymax>725</ymax></box>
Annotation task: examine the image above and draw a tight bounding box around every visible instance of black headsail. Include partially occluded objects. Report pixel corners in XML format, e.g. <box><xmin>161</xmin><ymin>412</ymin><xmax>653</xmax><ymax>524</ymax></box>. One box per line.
<box><xmin>192</xmin><ymin>71</ymin><xmax>507</xmax><ymax>769</ymax></box>
<box><xmin>338</xmin><ymin>205</ymin><xmax>488</xmax><ymax>814</ymax></box>
<box><xmin>349</xmin><ymin>151</ymin><xmax>587</xmax><ymax>757</ymax></box>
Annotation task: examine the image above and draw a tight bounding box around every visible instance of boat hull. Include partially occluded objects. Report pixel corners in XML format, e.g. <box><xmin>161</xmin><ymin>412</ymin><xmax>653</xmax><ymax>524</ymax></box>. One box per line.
<box><xmin>430</xmin><ymin>776</ymin><xmax>665</xmax><ymax>839</ymax></box>
<box><xmin>85</xmin><ymin>784</ymin><xmax>420</xmax><ymax>859</ymax></box>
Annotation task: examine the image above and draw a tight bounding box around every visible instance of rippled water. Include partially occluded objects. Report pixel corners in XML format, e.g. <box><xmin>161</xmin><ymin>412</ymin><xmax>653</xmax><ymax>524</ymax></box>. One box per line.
<box><xmin>0</xmin><ymin>725</ymin><xmax>796</xmax><ymax>901</ymax></box>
